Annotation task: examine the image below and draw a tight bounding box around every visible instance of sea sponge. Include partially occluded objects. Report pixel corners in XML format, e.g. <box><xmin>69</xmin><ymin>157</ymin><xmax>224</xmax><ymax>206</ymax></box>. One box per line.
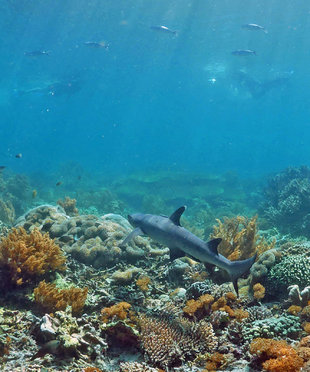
<box><xmin>33</xmin><ymin>280</ymin><xmax>88</xmax><ymax>314</ymax></box>
<box><xmin>250</xmin><ymin>337</ymin><xmax>304</xmax><ymax>372</ymax></box>
<box><xmin>0</xmin><ymin>227</ymin><xmax>66</xmax><ymax>285</ymax></box>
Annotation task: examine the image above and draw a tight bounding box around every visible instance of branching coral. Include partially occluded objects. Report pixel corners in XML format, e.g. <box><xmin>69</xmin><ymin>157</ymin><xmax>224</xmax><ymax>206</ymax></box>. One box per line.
<box><xmin>210</xmin><ymin>215</ymin><xmax>275</xmax><ymax>261</ymax></box>
<box><xmin>250</xmin><ymin>338</ymin><xmax>304</xmax><ymax>372</ymax></box>
<box><xmin>0</xmin><ymin>227</ymin><xmax>66</xmax><ymax>285</ymax></box>
<box><xmin>34</xmin><ymin>280</ymin><xmax>88</xmax><ymax>314</ymax></box>
<box><xmin>138</xmin><ymin>313</ymin><xmax>217</xmax><ymax>369</ymax></box>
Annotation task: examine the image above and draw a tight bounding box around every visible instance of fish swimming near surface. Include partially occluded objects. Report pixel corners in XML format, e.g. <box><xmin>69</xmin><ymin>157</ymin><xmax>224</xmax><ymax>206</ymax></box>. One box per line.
<box><xmin>24</xmin><ymin>50</ymin><xmax>50</xmax><ymax>57</ymax></box>
<box><xmin>232</xmin><ymin>49</ymin><xmax>256</xmax><ymax>56</ymax></box>
<box><xmin>121</xmin><ymin>206</ymin><xmax>256</xmax><ymax>295</ymax></box>
<box><xmin>150</xmin><ymin>25</ymin><xmax>177</xmax><ymax>35</ymax></box>
<box><xmin>84</xmin><ymin>41</ymin><xmax>109</xmax><ymax>49</ymax></box>
<box><xmin>242</xmin><ymin>23</ymin><xmax>268</xmax><ymax>33</ymax></box>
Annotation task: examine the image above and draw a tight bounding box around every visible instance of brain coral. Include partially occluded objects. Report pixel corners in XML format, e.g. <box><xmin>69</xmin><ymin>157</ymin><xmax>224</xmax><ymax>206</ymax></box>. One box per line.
<box><xmin>266</xmin><ymin>254</ymin><xmax>310</xmax><ymax>293</ymax></box>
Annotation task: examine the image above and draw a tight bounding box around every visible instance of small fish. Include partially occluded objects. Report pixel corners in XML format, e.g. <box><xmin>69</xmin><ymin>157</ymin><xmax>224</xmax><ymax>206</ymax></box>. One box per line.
<box><xmin>15</xmin><ymin>153</ymin><xmax>22</xmax><ymax>158</ymax></box>
<box><xmin>32</xmin><ymin>189</ymin><xmax>37</xmax><ymax>198</ymax></box>
<box><xmin>232</xmin><ymin>49</ymin><xmax>256</xmax><ymax>56</ymax></box>
<box><xmin>24</xmin><ymin>50</ymin><xmax>50</xmax><ymax>57</ymax></box>
<box><xmin>150</xmin><ymin>25</ymin><xmax>177</xmax><ymax>35</ymax></box>
<box><xmin>242</xmin><ymin>23</ymin><xmax>268</xmax><ymax>34</ymax></box>
<box><xmin>84</xmin><ymin>41</ymin><xmax>109</xmax><ymax>49</ymax></box>
<box><xmin>0</xmin><ymin>166</ymin><xmax>6</xmax><ymax>171</ymax></box>
<box><xmin>56</xmin><ymin>181</ymin><xmax>62</xmax><ymax>186</ymax></box>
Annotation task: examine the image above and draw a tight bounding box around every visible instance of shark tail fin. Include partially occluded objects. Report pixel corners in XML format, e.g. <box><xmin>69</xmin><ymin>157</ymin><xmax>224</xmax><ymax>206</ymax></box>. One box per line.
<box><xmin>227</xmin><ymin>253</ymin><xmax>257</xmax><ymax>296</ymax></box>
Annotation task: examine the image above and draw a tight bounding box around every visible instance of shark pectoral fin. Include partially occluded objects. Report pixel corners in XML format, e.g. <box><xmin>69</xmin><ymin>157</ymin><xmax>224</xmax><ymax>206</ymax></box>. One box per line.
<box><xmin>206</xmin><ymin>238</ymin><xmax>222</xmax><ymax>255</ymax></box>
<box><xmin>169</xmin><ymin>206</ymin><xmax>186</xmax><ymax>226</ymax></box>
<box><xmin>120</xmin><ymin>227</ymin><xmax>143</xmax><ymax>246</ymax></box>
<box><xmin>169</xmin><ymin>246</ymin><xmax>185</xmax><ymax>261</ymax></box>
<box><xmin>233</xmin><ymin>280</ymin><xmax>239</xmax><ymax>297</ymax></box>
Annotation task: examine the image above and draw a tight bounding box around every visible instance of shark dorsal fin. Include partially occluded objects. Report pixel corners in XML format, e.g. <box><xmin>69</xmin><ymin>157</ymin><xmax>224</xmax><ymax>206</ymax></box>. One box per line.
<box><xmin>169</xmin><ymin>206</ymin><xmax>186</xmax><ymax>226</ymax></box>
<box><xmin>206</xmin><ymin>238</ymin><xmax>222</xmax><ymax>255</ymax></box>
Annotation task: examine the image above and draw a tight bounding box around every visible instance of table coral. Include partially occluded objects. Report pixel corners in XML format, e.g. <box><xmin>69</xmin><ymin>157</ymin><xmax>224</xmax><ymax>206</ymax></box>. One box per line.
<box><xmin>0</xmin><ymin>227</ymin><xmax>66</xmax><ymax>285</ymax></box>
<box><xmin>33</xmin><ymin>280</ymin><xmax>88</xmax><ymax>314</ymax></box>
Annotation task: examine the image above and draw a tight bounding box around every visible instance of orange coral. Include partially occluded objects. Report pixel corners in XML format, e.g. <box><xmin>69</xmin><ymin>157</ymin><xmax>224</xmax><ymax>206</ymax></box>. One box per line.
<box><xmin>101</xmin><ymin>302</ymin><xmax>131</xmax><ymax>323</ymax></box>
<box><xmin>303</xmin><ymin>322</ymin><xmax>310</xmax><ymax>334</ymax></box>
<box><xmin>210</xmin><ymin>215</ymin><xmax>275</xmax><ymax>261</ymax></box>
<box><xmin>183</xmin><ymin>294</ymin><xmax>214</xmax><ymax>317</ymax></box>
<box><xmin>250</xmin><ymin>338</ymin><xmax>304</xmax><ymax>372</ymax></box>
<box><xmin>34</xmin><ymin>280</ymin><xmax>88</xmax><ymax>314</ymax></box>
<box><xmin>136</xmin><ymin>275</ymin><xmax>151</xmax><ymax>291</ymax></box>
<box><xmin>233</xmin><ymin>309</ymin><xmax>249</xmax><ymax>322</ymax></box>
<box><xmin>253</xmin><ymin>283</ymin><xmax>266</xmax><ymax>300</ymax></box>
<box><xmin>204</xmin><ymin>352</ymin><xmax>226</xmax><ymax>371</ymax></box>
<box><xmin>288</xmin><ymin>305</ymin><xmax>302</xmax><ymax>316</ymax></box>
<box><xmin>0</xmin><ymin>227</ymin><xmax>66</xmax><ymax>285</ymax></box>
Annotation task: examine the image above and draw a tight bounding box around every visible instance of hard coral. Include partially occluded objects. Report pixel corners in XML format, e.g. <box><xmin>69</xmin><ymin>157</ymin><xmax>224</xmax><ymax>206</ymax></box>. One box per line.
<box><xmin>250</xmin><ymin>337</ymin><xmax>304</xmax><ymax>372</ymax></box>
<box><xmin>138</xmin><ymin>313</ymin><xmax>217</xmax><ymax>369</ymax></box>
<box><xmin>0</xmin><ymin>227</ymin><xmax>66</xmax><ymax>285</ymax></box>
<box><xmin>34</xmin><ymin>280</ymin><xmax>88</xmax><ymax>314</ymax></box>
<box><xmin>210</xmin><ymin>215</ymin><xmax>275</xmax><ymax>261</ymax></box>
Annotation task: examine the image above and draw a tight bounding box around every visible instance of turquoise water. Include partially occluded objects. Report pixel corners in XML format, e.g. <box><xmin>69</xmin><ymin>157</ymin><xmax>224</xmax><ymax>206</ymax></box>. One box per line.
<box><xmin>0</xmin><ymin>0</ymin><xmax>309</xmax><ymax>178</ymax></box>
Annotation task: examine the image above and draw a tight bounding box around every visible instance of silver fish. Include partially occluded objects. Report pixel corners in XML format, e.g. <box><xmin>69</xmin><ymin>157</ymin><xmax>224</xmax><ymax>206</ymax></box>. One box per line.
<box><xmin>150</xmin><ymin>25</ymin><xmax>177</xmax><ymax>35</ymax></box>
<box><xmin>242</xmin><ymin>23</ymin><xmax>268</xmax><ymax>34</ymax></box>
<box><xmin>232</xmin><ymin>49</ymin><xmax>257</xmax><ymax>56</ymax></box>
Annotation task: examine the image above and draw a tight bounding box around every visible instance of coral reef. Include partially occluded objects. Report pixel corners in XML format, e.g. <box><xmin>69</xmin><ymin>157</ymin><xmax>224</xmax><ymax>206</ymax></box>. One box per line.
<box><xmin>15</xmin><ymin>205</ymin><xmax>165</xmax><ymax>268</ymax></box>
<box><xmin>34</xmin><ymin>280</ymin><xmax>88</xmax><ymax>314</ymax></box>
<box><xmin>0</xmin><ymin>227</ymin><xmax>66</xmax><ymax>286</ymax></box>
<box><xmin>250</xmin><ymin>338</ymin><xmax>304</xmax><ymax>372</ymax></box>
<box><xmin>57</xmin><ymin>196</ymin><xmax>79</xmax><ymax>216</ymax></box>
<box><xmin>210</xmin><ymin>215</ymin><xmax>275</xmax><ymax>261</ymax></box>
<box><xmin>262</xmin><ymin>165</ymin><xmax>310</xmax><ymax>237</ymax></box>
<box><xmin>138</xmin><ymin>313</ymin><xmax>217</xmax><ymax>369</ymax></box>
<box><xmin>0</xmin><ymin>199</ymin><xmax>15</xmax><ymax>225</ymax></box>
<box><xmin>266</xmin><ymin>253</ymin><xmax>310</xmax><ymax>293</ymax></box>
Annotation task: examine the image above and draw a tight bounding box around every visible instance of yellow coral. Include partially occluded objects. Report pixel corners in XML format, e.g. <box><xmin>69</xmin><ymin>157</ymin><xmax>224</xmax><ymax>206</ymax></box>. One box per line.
<box><xmin>210</xmin><ymin>215</ymin><xmax>275</xmax><ymax>261</ymax></box>
<box><xmin>253</xmin><ymin>283</ymin><xmax>266</xmax><ymax>300</ymax></box>
<box><xmin>183</xmin><ymin>294</ymin><xmax>214</xmax><ymax>317</ymax></box>
<box><xmin>288</xmin><ymin>305</ymin><xmax>302</xmax><ymax>316</ymax></box>
<box><xmin>0</xmin><ymin>227</ymin><xmax>66</xmax><ymax>285</ymax></box>
<box><xmin>136</xmin><ymin>275</ymin><xmax>151</xmax><ymax>291</ymax></box>
<box><xmin>101</xmin><ymin>302</ymin><xmax>131</xmax><ymax>323</ymax></box>
<box><xmin>34</xmin><ymin>280</ymin><xmax>88</xmax><ymax>314</ymax></box>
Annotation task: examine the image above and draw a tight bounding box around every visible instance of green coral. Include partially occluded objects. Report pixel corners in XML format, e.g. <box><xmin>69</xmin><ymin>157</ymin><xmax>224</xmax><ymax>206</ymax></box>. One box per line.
<box><xmin>242</xmin><ymin>314</ymin><xmax>302</xmax><ymax>342</ymax></box>
<box><xmin>267</xmin><ymin>254</ymin><xmax>310</xmax><ymax>291</ymax></box>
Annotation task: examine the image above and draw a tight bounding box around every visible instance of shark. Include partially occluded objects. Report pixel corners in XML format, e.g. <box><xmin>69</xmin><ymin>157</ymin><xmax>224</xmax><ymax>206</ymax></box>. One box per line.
<box><xmin>121</xmin><ymin>206</ymin><xmax>257</xmax><ymax>295</ymax></box>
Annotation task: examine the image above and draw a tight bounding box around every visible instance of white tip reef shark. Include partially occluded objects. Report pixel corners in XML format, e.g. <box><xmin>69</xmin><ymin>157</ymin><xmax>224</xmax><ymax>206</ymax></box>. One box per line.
<box><xmin>121</xmin><ymin>206</ymin><xmax>257</xmax><ymax>295</ymax></box>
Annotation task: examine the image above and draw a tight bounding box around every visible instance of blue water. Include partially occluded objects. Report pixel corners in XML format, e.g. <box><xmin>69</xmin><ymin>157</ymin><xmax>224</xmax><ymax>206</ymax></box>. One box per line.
<box><xmin>1</xmin><ymin>0</ymin><xmax>309</xmax><ymax>178</ymax></box>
